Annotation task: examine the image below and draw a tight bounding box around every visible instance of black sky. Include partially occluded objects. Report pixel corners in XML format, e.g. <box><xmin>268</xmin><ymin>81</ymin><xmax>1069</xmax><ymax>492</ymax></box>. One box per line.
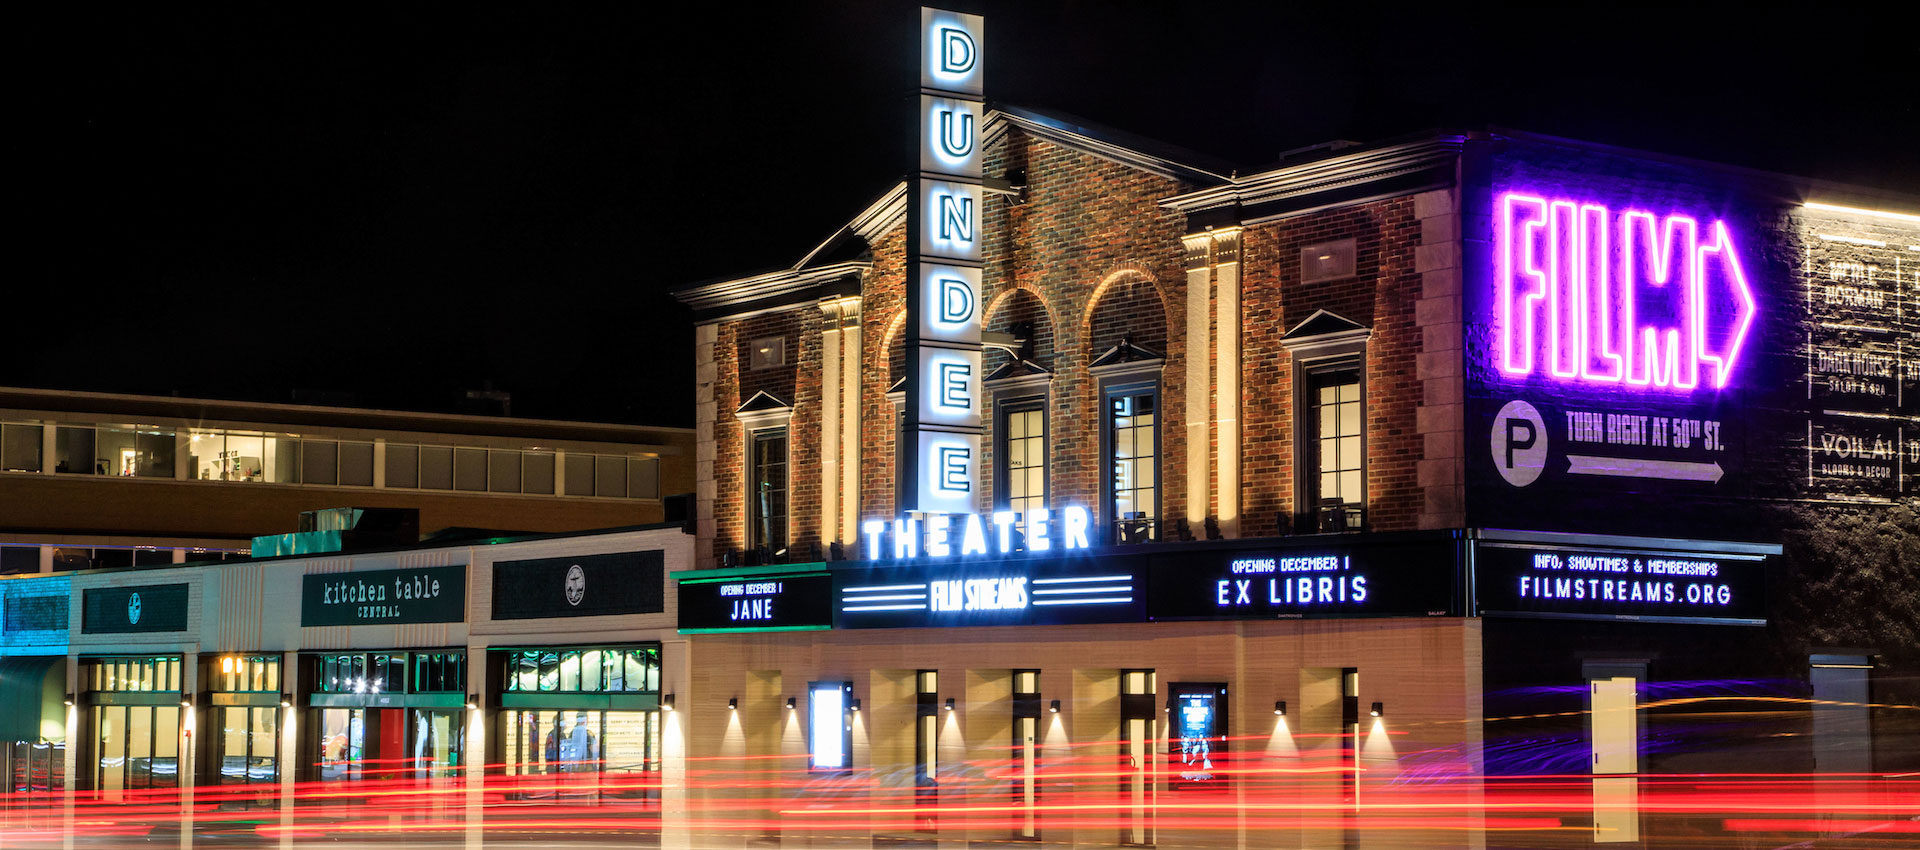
<box><xmin>16</xmin><ymin>2</ymin><xmax>1917</xmax><ymax>427</ymax></box>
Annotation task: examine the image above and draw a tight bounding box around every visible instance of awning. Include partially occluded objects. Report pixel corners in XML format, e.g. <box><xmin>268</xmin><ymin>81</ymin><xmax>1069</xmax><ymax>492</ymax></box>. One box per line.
<box><xmin>0</xmin><ymin>656</ymin><xmax>65</xmax><ymax>743</ymax></box>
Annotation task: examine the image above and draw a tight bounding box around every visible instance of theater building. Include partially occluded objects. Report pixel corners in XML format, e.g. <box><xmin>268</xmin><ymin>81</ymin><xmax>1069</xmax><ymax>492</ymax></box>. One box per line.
<box><xmin>667</xmin><ymin>8</ymin><xmax>1917</xmax><ymax>845</ymax></box>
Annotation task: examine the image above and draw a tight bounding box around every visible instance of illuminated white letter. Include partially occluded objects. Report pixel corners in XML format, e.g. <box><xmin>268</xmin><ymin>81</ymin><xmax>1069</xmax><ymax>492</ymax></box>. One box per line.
<box><xmin>894</xmin><ymin>517</ymin><xmax>919</xmax><ymax>559</ymax></box>
<box><xmin>926</xmin><ymin>513</ymin><xmax>951</xmax><ymax>557</ymax></box>
<box><xmin>960</xmin><ymin>513</ymin><xmax>988</xmax><ymax>556</ymax></box>
<box><xmin>1062</xmin><ymin>506</ymin><xmax>1090</xmax><ymax>550</ymax></box>
<box><xmin>992</xmin><ymin>510</ymin><xmax>1016</xmax><ymax>554</ymax></box>
<box><xmin>863</xmin><ymin>520</ymin><xmax>886</xmax><ymax>561</ymax></box>
<box><xmin>1029</xmin><ymin>507</ymin><xmax>1051</xmax><ymax>551</ymax></box>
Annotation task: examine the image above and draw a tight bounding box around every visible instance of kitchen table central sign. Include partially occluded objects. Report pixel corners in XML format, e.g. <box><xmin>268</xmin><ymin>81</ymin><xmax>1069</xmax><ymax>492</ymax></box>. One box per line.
<box><xmin>301</xmin><ymin>565</ymin><xmax>467</xmax><ymax>627</ymax></box>
<box><xmin>492</xmin><ymin>550</ymin><xmax>664</xmax><ymax>620</ymax></box>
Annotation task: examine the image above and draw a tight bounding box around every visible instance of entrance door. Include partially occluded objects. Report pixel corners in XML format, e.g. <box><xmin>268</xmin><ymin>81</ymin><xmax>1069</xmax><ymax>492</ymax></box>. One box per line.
<box><xmin>1589</xmin><ymin>677</ymin><xmax>1638</xmax><ymax>774</ymax></box>
<box><xmin>1811</xmin><ymin>656</ymin><xmax>1871</xmax><ymax>774</ymax></box>
<box><xmin>216</xmin><ymin>706</ymin><xmax>279</xmax><ymax>785</ymax></box>
<box><xmin>1015</xmin><ymin>715</ymin><xmax>1038</xmax><ymax>839</ymax></box>
<box><xmin>316</xmin><ymin>708</ymin><xmax>365</xmax><ymax>781</ymax></box>
<box><xmin>411</xmin><ymin>710</ymin><xmax>464</xmax><ymax>780</ymax></box>
<box><xmin>92</xmin><ymin>705</ymin><xmax>180</xmax><ymax>795</ymax></box>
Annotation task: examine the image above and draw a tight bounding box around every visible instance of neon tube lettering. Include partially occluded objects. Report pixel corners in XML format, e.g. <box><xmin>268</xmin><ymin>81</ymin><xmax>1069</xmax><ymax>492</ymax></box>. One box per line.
<box><xmin>1495</xmin><ymin>191</ymin><xmax>1755</xmax><ymax>391</ymax></box>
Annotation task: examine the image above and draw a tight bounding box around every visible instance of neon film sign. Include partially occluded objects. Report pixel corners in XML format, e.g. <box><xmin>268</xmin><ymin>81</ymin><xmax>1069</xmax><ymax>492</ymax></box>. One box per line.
<box><xmin>1496</xmin><ymin>191</ymin><xmax>1757</xmax><ymax>391</ymax></box>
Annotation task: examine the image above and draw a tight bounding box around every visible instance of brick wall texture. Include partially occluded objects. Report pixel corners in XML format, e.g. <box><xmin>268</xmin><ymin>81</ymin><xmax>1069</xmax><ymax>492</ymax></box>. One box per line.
<box><xmin>698</xmin><ymin>128</ymin><xmax>1447</xmax><ymax>564</ymax></box>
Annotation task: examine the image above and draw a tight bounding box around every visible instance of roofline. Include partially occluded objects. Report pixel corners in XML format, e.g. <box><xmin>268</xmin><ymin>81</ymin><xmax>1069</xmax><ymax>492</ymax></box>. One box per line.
<box><xmin>1161</xmin><ymin>132</ymin><xmax>1472</xmax><ymax>215</ymax></box>
<box><xmin>1486</xmin><ymin>127</ymin><xmax>1920</xmax><ymax>211</ymax></box>
<box><xmin>991</xmin><ymin>105</ymin><xmax>1235</xmax><ymax>185</ymax></box>
<box><xmin>672</xmin><ymin>261</ymin><xmax>871</xmax><ymax>320</ymax></box>
<box><xmin>0</xmin><ymin>385</ymin><xmax>692</xmax><ymax>439</ymax></box>
<box><xmin>673</xmin><ymin>105</ymin><xmax>1236</xmax><ymax>319</ymax></box>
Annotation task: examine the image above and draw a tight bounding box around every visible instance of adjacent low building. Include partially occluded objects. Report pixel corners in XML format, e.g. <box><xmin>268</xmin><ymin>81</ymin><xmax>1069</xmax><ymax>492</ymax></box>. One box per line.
<box><xmin>0</xmin><ymin>523</ymin><xmax>691</xmax><ymax>801</ymax></box>
<box><xmin>0</xmin><ymin>386</ymin><xmax>693</xmax><ymax>573</ymax></box>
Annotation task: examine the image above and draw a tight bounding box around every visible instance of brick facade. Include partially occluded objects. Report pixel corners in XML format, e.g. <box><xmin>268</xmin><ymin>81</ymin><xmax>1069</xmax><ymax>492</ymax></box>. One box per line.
<box><xmin>691</xmin><ymin>122</ymin><xmax>1463</xmax><ymax>566</ymax></box>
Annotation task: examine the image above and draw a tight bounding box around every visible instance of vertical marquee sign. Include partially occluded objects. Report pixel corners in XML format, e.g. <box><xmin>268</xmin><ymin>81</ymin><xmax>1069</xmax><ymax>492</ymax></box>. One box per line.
<box><xmin>902</xmin><ymin>7</ymin><xmax>986</xmax><ymax>516</ymax></box>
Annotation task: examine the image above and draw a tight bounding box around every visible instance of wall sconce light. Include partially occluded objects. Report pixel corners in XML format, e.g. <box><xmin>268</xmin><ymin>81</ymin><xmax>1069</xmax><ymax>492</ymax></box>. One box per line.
<box><xmin>786</xmin><ymin>697</ymin><xmax>796</xmax><ymax>710</ymax></box>
<box><xmin>1370</xmin><ymin>701</ymin><xmax>1383</xmax><ymax>718</ymax></box>
<box><xmin>943</xmin><ymin>697</ymin><xmax>955</xmax><ymax>711</ymax></box>
<box><xmin>465</xmin><ymin>695</ymin><xmax>479</xmax><ymax>710</ymax></box>
<box><xmin>181</xmin><ymin>699</ymin><xmax>193</xmax><ymax>708</ymax></box>
<box><xmin>64</xmin><ymin>695</ymin><xmax>75</xmax><ymax>707</ymax></box>
<box><xmin>282</xmin><ymin>700</ymin><xmax>294</xmax><ymax>709</ymax></box>
<box><xmin>663</xmin><ymin>694</ymin><xmax>676</xmax><ymax>712</ymax></box>
<box><xmin>728</xmin><ymin>697</ymin><xmax>738</xmax><ymax>710</ymax></box>
<box><xmin>1048</xmin><ymin>699</ymin><xmax>1061</xmax><ymax>713</ymax></box>
<box><xmin>849</xmin><ymin>699</ymin><xmax>861</xmax><ymax>712</ymax></box>
<box><xmin>1274</xmin><ymin>700</ymin><xmax>1286</xmax><ymax>716</ymax></box>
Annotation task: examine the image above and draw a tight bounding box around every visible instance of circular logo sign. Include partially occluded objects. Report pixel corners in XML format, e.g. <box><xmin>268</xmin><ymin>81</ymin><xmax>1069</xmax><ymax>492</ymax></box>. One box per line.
<box><xmin>1491</xmin><ymin>400</ymin><xmax>1548</xmax><ymax>487</ymax></box>
<box><xmin>127</xmin><ymin>592</ymin><xmax>143</xmax><ymax>625</ymax></box>
<box><xmin>564</xmin><ymin>565</ymin><xmax>586</xmax><ymax>607</ymax></box>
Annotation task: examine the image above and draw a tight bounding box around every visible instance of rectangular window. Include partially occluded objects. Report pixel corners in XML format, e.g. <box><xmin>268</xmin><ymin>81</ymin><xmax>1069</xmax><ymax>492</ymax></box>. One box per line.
<box><xmin>302</xmin><ymin>440</ymin><xmax>339</xmax><ymax>485</ymax></box>
<box><xmin>1106</xmin><ymin>388</ymin><xmax>1158</xmax><ymax>542</ymax></box>
<box><xmin>594</xmin><ymin>456</ymin><xmax>627</xmax><ymax>498</ymax></box>
<box><xmin>749</xmin><ymin>336</ymin><xmax>786</xmax><ymax>370</ymax></box>
<box><xmin>0</xmin><ymin>545</ymin><xmax>37</xmax><ymax>575</ymax></box>
<box><xmin>748</xmin><ymin>429</ymin><xmax>789</xmax><ymax>552</ymax></box>
<box><xmin>385</xmin><ymin>444</ymin><xmax>420</xmax><ymax>488</ymax></box>
<box><xmin>564</xmin><ymin>453</ymin><xmax>595</xmax><ymax>496</ymax></box>
<box><xmin>273</xmin><ymin>438</ymin><xmax>302</xmax><ymax>483</ymax></box>
<box><xmin>1308</xmin><ymin>364</ymin><xmax>1364</xmax><ymax>531</ymax></box>
<box><xmin>997</xmin><ymin>399</ymin><xmax>1047</xmax><ymax>523</ymax></box>
<box><xmin>420</xmin><ymin>446</ymin><xmax>454</xmax><ymax>490</ymax></box>
<box><xmin>96</xmin><ymin>428</ymin><xmax>174</xmax><ymax>478</ymax></box>
<box><xmin>627</xmin><ymin>457</ymin><xmax>659</xmax><ymax>500</ymax></box>
<box><xmin>498</xmin><ymin>647</ymin><xmax>656</xmax><ymax>694</ymax></box>
<box><xmin>338</xmin><ymin>442</ymin><xmax>374</xmax><ymax>487</ymax></box>
<box><xmin>2</xmin><ymin>423</ymin><xmax>45</xmax><ymax>472</ymax></box>
<box><xmin>56</xmin><ymin>426</ymin><xmax>95</xmax><ymax>474</ymax></box>
<box><xmin>489</xmin><ymin>450</ymin><xmax>523</xmax><ymax>492</ymax></box>
<box><xmin>523</xmin><ymin>452</ymin><xmax>556</xmax><ymax>494</ymax></box>
<box><xmin>454</xmin><ymin>448</ymin><xmax>487</xmax><ymax>492</ymax></box>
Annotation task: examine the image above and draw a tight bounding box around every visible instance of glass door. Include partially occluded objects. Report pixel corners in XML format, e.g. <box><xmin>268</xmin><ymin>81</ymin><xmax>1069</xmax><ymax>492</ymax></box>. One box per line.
<box><xmin>411</xmin><ymin>710</ymin><xmax>464</xmax><ymax>781</ymax></box>
<box><xmin>316</xmin><ymin>708</ymin><xmax>365</xmax><ymax>781</ymax></box>
<box><xmin>218</xmin><ymin>706</ymin><xmax>279</xmax><ymax>785</ymax></box>
<box><xmin>92</xmin><ymin>705</ymin><xmax>180</xmax><ymax>795</ymax></box>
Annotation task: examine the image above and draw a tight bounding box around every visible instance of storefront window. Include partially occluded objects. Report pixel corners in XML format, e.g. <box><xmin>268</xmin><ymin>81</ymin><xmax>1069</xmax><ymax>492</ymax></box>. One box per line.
<box><xmin>502</xmin><ymin>710</ymin><xmax>660</xmax><ymax>797</ymax></box>
<box><xmin>217</xmin><ymin>656</ymin><xmax>280</xmax><ymax>693</ymax></box>
<box><xmin>219</xmin><ymin>707</ymin><xmax>278</xmax><ymax>785</ymax></box>
<box><xmin>82</xmin><ymin>657</ymin><xmax>183</xmax><ymax>795</ymax></box>
<box><xmin>500</xmin><ymin>647</ymin><xmax>658</xmax><ymax>693</ymax></box>
<box><xmin>313</xmin><ymin>652</ymin><xmax>420</xmax><ymax>694</ymax></box>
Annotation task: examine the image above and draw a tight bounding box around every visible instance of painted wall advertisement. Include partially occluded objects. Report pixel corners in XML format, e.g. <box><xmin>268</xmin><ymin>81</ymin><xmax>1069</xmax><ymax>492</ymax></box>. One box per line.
<box><xmin>1465</xmin><ymin>142</ymin><xmax>1920</xmax><ymax>537</ymax></box>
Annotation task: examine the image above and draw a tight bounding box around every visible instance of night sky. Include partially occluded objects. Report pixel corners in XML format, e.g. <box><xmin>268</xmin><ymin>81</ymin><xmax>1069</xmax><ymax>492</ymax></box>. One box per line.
<box><xmin>17</xmin><ymin>3</ymin><xmax>1917</xmax><ymax>428</ymax></box>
